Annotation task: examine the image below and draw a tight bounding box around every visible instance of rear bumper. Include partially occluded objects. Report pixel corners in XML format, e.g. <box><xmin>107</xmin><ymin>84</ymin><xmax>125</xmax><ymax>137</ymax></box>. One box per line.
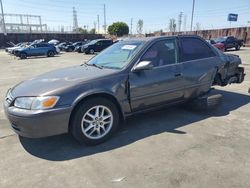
<box><xmin>4</xmin><ymin>102</ymin><xmax>72</xmax><ymax>138</ymax></box>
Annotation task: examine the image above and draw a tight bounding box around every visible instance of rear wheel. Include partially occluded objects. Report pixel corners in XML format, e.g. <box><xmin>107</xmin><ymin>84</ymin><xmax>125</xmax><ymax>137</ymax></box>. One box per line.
<box><xmin>70</xmin><ymin>97</ymin><xmax>120</xmax><ymax>145</ymax></box>
<box><xmin>47</xmin><ymin>51</ymin><xmax>55</xmax><ymax>57</ymax></box>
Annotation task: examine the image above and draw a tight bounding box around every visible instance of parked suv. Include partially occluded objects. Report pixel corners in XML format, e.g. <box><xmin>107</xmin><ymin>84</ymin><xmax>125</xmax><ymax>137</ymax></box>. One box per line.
<box><xmin>81</xmin><ymin>39</ymin><xmax>113</xmax><ymax>54</ymax></box>
<box><xmin>215</xmin><ymin>36</ymin><xmax>244</xmax><ymax>51</ymax></box>
<box><xmin>15</xmin><ymin>43</ymin><xmax>58</xmax><ymax>59</ymax></box>
<box><xmin>4</xmin><ymin>36</ymin><xmax>245</xmax><ymax>145</ymax></box>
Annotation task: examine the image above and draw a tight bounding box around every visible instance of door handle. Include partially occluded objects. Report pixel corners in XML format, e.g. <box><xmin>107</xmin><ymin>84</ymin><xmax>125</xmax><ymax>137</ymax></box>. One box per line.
<box><xmin>175</xmin><ymin>73</ymin><xmax>183</xmax><ymax>77</ymax></box>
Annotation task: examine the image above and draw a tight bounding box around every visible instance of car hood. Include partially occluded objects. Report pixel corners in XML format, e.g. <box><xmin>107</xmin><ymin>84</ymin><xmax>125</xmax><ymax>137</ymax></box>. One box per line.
<box><xmin>8</xmin><ymin>46</ymin><xmax>21</xmax><ymax>51</ymax></box>
<box><xmin>11</xmin><ymin>65</ymin><xmax>118</xmax><ymax>97</ymax></box>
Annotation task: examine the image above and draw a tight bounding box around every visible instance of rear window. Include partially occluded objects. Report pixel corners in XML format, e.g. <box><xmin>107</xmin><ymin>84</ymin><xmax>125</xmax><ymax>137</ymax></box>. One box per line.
<box><xmin>180</xmin><ymin>38</ymin><xmax>216</xmax><ymax>62</ymax></box>
<box><xmin>37</xmin><ymin>43</ymin><xmax>49</xmax><ymax>47</ymax></box>
<box><xmin>102</xmin><ymin>40</ymin><xmax>112</xmax><ymax>45</ymax></box>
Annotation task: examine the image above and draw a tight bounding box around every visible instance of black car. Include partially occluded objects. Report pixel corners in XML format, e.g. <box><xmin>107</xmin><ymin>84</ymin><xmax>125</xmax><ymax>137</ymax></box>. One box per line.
<box><xmin>64</xmin><ymin>41</ymin><xmax>86</xmax><ymax>52</ymax></box>
<box><xmin>215</xmin><ymin>36</ymin><xmax>244</xmax><ymax>51</ymax></box>
<box><xmin>74</xmin><ymin>40</ymin><xmax>91</xmax><ymax>53</ymax></box>
<box><xmin>4</xmin><ymin>36</ymin><xmax>245</xmax><ymax>145</ymax></box>
<box><xmin>81</xmin><ymin>39</ymin><xmax>113</xmax><ymax>54</ymax></box>
<box><xmin>56</xmin><ymin>42</ymin><xmax>72</xmax><ymax>51</ymax></box>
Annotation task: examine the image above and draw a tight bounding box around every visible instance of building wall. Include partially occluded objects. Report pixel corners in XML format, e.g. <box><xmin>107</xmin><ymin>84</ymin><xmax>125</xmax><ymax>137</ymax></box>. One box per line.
<box><xmin>0</xmin><ymin>33</ymin><xmax>104</xmax><ymax>47</ymax></box>
<box><xmin>146</xmin><ymin>27</ymin><xmax>250</xmax><ymax>46</ymax></box>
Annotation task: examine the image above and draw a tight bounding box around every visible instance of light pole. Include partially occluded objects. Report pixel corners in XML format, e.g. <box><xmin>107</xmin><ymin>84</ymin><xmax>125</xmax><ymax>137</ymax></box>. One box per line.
<box><xmin>190</xmin><ymin>0</ymin><xmax>195</xmax><ymax>31</ymax></box>
<box><xmin>0</xmin><ymin>0</ymin><xmax>6</xmax><ymax>35</ymax></box>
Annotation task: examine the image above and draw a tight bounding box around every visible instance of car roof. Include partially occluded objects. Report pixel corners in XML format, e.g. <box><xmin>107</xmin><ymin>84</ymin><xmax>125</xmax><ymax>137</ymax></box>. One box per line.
<box><xmin>119</xmin><ymin>35</ymin><xmax>201</xmax><ymax>42</ymax></box>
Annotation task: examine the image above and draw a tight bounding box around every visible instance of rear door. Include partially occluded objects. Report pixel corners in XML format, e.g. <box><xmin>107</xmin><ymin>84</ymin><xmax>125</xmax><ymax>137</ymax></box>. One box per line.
<box><xmin>38</xmin><ymin>43</ymin><xmax>49</xmax><ymax>55</ymax></box>
<box><xmin>178</xmin><ymin>36</ymin><xmax>219</xmax><ymax>99</ymax></box>
<box><xmin>129</xmin><ymin>38</ymin><xmax>185</xmax><ymax>111</ymax></box>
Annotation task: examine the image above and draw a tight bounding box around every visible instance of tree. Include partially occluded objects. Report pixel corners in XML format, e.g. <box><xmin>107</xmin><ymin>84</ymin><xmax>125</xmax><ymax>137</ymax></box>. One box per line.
<box><xmin>108</xmin><ymin>22</ymin><xmax>129</xmax><ymax>36</ymax></box>
<box><xmin>137</xmin><ymin>19</ymin><xmax>144</xmax><ymax>34</ymax></box>
<box><xmin>169</xmin><ymin>18</ymin><xmax>176</xmax><ymax>32</ymax></box>
<box><xmin>89</xmin><ymin>28</ymin><xmax>96</xmax><ymax>34</ymax></box>
<box><xmin>78</xmin><ymin>27</ymin><xmax>88</xmax><ymax>34</ymax></box>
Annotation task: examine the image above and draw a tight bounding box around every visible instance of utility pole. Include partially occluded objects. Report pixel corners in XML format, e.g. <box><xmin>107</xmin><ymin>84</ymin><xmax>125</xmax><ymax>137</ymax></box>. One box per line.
<box><xmin>183</xmin><ymin>14</ymin><xmax>187</xmax><ymax>32</ymax></box>
<box><xmin>130</xmin><ymin>18</ymin><xmax>133</xmax><ymax>35</ymax></box>
<box><xmin>97</xmin><ymin>15</ymin><xmax>100</xmax><ymax>34</ymax></box>
<box><xmin>178</xmin><ymin>12</ymin><xmax>183</xmax><ymax>32</ymax></box>
<box><xmin>103</xmin><ymin>4</ymin><xmax>107</xmax><ymax>34</ymax></box>
<box><xmin>0</xmin><ymin>0</ymin><xmax>6</xmax><ymax>35</ymax></box>
<box><xmin>73</xmin><ymin>7</ymin><xmax>78</xmax><ymax>32</ymax></box>
<box><xmin>190</xmin><ymin>0</ymin><xmax>195</xmax><ymax>31</ymax></box>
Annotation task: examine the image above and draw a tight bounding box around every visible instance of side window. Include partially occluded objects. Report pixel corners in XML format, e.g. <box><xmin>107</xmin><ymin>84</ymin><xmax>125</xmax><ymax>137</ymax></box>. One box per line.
<box><xmin>97</xmin><ymin>41</ymin><xmax>102</xmax><ymax>45</ymax></box>
<box><xmin>103</xmin><ymin>40</ymin><xmax>111</xmax><ymax>45</ymax></box>
<box><xmin>227</xmin><ymin>37</ymin><xmax>234</xmax><ymax>42</ymax></box>
<box><xmin>180</xmin><ymin>38</ymin><xmax>216</xmax><ymax>61</ymax></box>
<box><xmin>141</xmin><ymin>39</ymin><xmax>178</xmax><ymax>67</ymax></box>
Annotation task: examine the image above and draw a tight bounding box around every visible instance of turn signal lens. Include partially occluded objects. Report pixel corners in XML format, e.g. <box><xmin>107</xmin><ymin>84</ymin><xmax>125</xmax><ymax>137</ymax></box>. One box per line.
<box><xmin>42</xmin><ymin>97</ymin><xmax>59</xmax><ymax>108</ymax></box>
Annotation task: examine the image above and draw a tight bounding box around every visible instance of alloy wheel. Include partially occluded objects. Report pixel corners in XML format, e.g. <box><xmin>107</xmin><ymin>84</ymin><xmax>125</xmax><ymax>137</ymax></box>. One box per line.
<box><xmin>81</xmin><ymin>105</ymin><xmax>113</xmax><ymax>139</ymax></box>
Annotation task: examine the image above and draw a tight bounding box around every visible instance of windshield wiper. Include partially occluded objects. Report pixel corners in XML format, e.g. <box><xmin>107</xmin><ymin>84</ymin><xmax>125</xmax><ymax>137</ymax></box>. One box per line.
<box><xmin>85</xmin><ymin>63</ymin><xmax>103</xmax><ymax>69</ymax></box>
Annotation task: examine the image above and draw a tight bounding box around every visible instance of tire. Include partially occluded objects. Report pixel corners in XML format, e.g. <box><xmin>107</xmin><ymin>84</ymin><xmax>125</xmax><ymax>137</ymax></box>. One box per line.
<box><xmin>235</xmin><ymin>45</ymin><xmax>240</xmax><ymax>51</ymax></box>
<box><xmin>89</xmin><ymin>49</ymin><xmax>95</xmax><ymax>54</ymax></box>
<box><xmin>70</xmin><ymin>97</ymin><xmax>120</xmax><ymax>145</ymax></box>
<box><xmin>19</xmin><ymin>53</ymin><xmax>27</xmax><ymax>59</ymax></box>
<box><xmin>47</xmin><ymin>51</ymin><xmax>55</xmax><ymax>57</ymax></box>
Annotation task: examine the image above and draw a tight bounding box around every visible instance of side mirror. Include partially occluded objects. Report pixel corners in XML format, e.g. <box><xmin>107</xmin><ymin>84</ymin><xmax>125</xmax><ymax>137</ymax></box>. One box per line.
<box><xmin>132</xmin><ymin>61</ymin><xmax>153</xmax><ymax>72</ymax></box>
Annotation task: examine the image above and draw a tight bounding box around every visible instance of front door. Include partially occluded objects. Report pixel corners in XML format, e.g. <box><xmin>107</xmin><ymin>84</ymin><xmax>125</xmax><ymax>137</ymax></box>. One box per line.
<box><xmin>129</xmin><ymin>38</ymin><xmax>184</xmax><ymax>111</ymax></box>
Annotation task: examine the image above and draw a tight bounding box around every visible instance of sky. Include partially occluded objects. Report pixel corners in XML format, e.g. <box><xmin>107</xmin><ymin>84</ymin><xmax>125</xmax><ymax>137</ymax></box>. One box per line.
<box><xmin>2</xmin><ymin>0</ymin><xmax>250</xmax><ymax>33</ymax></box>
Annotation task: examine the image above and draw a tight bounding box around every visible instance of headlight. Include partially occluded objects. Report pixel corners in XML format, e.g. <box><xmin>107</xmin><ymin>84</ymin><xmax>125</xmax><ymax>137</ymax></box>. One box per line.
<box><xmin>14</xmin><ymin>96</ymin><xmax>59</xmax><ymax>110</ymax></box>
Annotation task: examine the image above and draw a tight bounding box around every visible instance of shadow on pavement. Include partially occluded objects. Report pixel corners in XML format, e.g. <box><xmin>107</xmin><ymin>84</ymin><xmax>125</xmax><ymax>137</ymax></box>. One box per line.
<box><xmin>18</xmin><ymin>55</ymin><xmax>60</xmax><ymax>60</ymax></box>
<box><xmin>19</xmin><ymin>89</ymin><xmax>250</xmax><ymax>161</ymax></box>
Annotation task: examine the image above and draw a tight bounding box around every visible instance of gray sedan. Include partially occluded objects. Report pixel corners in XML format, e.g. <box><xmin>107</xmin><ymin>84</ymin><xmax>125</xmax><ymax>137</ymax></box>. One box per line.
<box><xmin>4</xmin><ymin>36</ymin><xmax>244</xmax><ymax>145</ymax></box>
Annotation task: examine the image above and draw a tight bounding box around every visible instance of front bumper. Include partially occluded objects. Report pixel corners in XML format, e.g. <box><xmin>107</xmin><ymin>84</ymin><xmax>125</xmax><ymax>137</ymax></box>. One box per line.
<box><xmin>4</xmin><ymin>101</ymin><xmax>72</xmax><ymax>138</ymax></box>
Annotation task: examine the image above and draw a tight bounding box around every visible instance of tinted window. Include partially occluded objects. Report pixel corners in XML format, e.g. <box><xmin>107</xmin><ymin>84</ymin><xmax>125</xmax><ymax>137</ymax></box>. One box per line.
<box><xmin>103</xmin><ymin>40</ymin><xmax>112</xmax><ymax>45</ymax></box>
<box><xmin>37</xmin><ymin>43</ymin><xmax>48</xmax><ymax>47</ymax></box>
<box><xmin>96</xmin><ymin>41</ymin><xmax>102</xmax><ymax>45</ymax></box>
<box><xmin>141</xmin><ymin>39</ymin><xmax>178</xmax><ymax>67</ymax></box>
<box><xmin>180</xmin><ymin>38</ymin><xmax>216</xmax><ymax>61</ymax></box>
<box><xmin>227</xmin><ymin>37</ymin><xmax>235</xmax><ymax>42</ymax></box>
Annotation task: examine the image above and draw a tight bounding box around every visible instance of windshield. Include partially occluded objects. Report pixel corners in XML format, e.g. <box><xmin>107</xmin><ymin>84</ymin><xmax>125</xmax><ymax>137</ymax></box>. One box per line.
<box><xmin>87</xmin><ymin>40</ymin><xmax>98</xmax><ymax>45</ymax></box>
<box><xmin>87</xmin><ymin>41</ymin><xmax>144</xmax><ymax>69</ymax></box>
<box><xmin>73</xmin><ymin>42</ymin><xmax>81</xmax><ymax>46</ymax></box>
<box><xmin>215</xmin><ymin>37</ymin><xmax>226</xmax><ymax>43</ymax></box>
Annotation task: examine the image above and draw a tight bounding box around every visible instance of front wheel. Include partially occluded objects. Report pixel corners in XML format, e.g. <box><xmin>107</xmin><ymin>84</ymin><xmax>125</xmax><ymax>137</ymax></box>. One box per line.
<box><xmin>235</xmin><ymin>45</ymin><xmax>240</xmax><ymax>51</ymax></box>
<box><xmin>70</xmin><ymin>97</ymin><xmax>120</xmax><ymax>145</ymax></box>
<box><xmin>89</xmin><ymin>49</ymin><xmax>95</xmax><ymax>54</ymax></box>
<box><xmin>19</xmin><ymin>53</ymin><xmax>27</xmax><ymax>59</ymax></box>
